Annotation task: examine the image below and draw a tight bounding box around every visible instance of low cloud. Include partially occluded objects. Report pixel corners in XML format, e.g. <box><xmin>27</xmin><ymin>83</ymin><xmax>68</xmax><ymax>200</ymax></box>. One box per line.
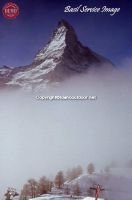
<box><xmin>0</xmin><ymin>59</ymin><xmax>132</xmax><ymax>197</ymax></box>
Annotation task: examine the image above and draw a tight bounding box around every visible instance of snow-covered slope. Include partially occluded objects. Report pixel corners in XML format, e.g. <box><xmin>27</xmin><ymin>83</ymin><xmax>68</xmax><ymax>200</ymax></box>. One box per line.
<box><xmin>0</xmin><ymin>20</ymin><xmax>113</xmax><ymax>90</ymax></box>
<box><xmin>34</xmin><ymin>25</ymin><xmax>67</xmax><ymax>63</ymax></box>
<box><xmin>83</xmin><ymin>197</ymin><xmax>104</xmax><ymax>200</ymax></box>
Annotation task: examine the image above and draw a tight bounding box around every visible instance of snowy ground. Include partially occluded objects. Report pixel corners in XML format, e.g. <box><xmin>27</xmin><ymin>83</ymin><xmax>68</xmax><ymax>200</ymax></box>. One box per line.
<box><xmin>83</xmin><ymin>197</ymin><xmax>104</xmax><ymax>200</ymax></box>
<box><xmin>29</xmin><ymin>195</ymin><xmax>83</xmax><ymax>200</ymax></box>
<box><xmin>29</xmin><ymin>195</ymin><xmax>104</xmax><ymax>200</ymax></box>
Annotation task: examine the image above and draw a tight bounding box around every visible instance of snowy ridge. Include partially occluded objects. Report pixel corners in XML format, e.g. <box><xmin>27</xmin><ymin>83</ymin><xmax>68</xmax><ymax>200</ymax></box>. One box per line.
<box><xmin>34</xmin><ymin>26</ymin><xmax>67</xmax><ymax>62</ymax></box>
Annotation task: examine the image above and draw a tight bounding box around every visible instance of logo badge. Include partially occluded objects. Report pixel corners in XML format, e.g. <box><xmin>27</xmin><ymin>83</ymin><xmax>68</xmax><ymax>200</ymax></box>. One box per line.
<box><xmin>2</xmin><ymin>2</ymin><xmax>19</xmax><ymax>19</ymax></box>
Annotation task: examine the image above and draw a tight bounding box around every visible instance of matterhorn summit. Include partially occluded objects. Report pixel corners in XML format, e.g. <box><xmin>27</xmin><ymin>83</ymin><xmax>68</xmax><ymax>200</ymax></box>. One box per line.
<box><xmin>0</xmin><ymin>20</ymin><xmax>113</xmax><ymax>90</ymax></box>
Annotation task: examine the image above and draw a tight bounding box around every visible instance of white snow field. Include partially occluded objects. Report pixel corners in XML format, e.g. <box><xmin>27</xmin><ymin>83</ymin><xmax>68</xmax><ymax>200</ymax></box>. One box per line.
<box><xmin>29</xmin><ymin>195</ymin><xmax>83</xmax><ymax>200</ymax></box>
<box><xmin>29</xmin><ymin>195</ymin><xmax>104</xmax><ymax>200</ymax></box>
<box><xmin>83</xmin><ymin>197</ymin><xmax>104</xmax><ymax>200</ymax></box>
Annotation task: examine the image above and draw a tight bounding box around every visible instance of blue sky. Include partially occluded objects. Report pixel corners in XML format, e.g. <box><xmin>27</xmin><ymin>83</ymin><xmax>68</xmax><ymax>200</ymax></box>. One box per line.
<box><xmin>0</xmin><ymin>0</ymin><xmax>131</xmax><ymax>67</ymax></box>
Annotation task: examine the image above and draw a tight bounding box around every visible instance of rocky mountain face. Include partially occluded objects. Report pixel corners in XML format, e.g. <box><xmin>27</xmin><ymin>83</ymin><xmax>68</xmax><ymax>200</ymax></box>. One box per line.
<box><xmin>0</xmin><ymin>20</ymin><xmax>113</xmax><ymax>90</ymax></box>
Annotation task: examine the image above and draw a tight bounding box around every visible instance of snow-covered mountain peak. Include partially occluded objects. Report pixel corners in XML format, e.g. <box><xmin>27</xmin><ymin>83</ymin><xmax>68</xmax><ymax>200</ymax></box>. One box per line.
<box><xmin>34</xmin><ymin>20</ymin><xmax>77</xmax><ymax>63</ymax></box>
<box><xmin>0</xmin><ymin>20</ymin><xmax>114</xmax><ymax>90</ymax></box>
<box><xmin>53</xmin><ymin>19</ymin><xmax>77</xmax><ymax>41</ymax></box>
<box><xmin>34</xmin><ymin>26</ymin><xmax>66</xmax><ymax>63</ymax></box>
<box><xmin>57</xmin><ymin>19</ymin><xmax>77</xmax><ymax>39</ymax></box>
